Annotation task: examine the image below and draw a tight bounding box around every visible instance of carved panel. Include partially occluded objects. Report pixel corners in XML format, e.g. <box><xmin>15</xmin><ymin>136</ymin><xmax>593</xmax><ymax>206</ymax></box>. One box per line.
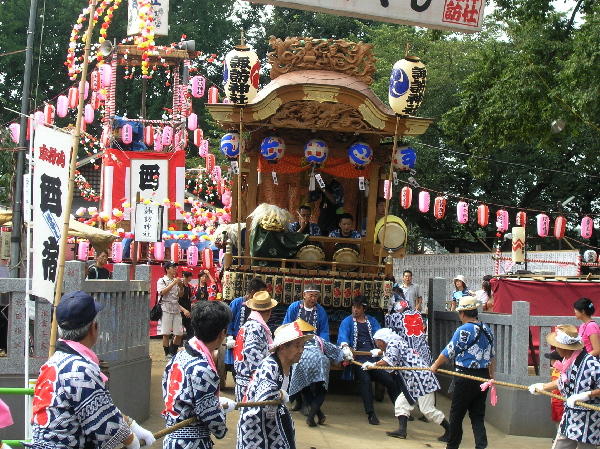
<box><xmin>268</xmin><ymin>36</ymin><xmax>376</xmax><ymax>84</ymax></box>
<box><xmin>270</xmin><ymin>100</ymin><xmax>371</xmax><ymax>132</ymax></box>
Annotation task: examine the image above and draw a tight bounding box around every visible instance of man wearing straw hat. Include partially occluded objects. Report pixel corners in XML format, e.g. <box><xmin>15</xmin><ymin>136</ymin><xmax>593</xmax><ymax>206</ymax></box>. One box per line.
<box><xmin>31</xmin><ymin>291</ymin><xmax>154</xmax><ymax>449</ymax></box>
<box><xmin>430</xmin><ymin>296</ymin><xmax>495</xmax><ymax>449</ymax></box>
<box><xmin>162</xmin><ymin>301</ymin><xmax>235</xmax><ymax>449</ymax></box>
<box><xmin>528</xmin><ymin>325</ymin><xmax>600</xmax><ymax>449</ymax></box>
<box><xmin>237</xmin><ymin>322</ymin><xmax>313</xmax><ymax>449</ymax></box>
<box><xmin>234</xmin><ymin>291</ymin><xmax>278</xmax><ymax>401</ymax></box>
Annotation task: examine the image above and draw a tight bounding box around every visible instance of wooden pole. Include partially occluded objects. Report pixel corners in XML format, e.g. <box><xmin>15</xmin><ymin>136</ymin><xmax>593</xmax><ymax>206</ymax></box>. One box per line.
<box><xmin>237</xmin><ymin>108</ymin><xmax>243</xmax><ymax>259</ymax></box>
<box><xmin>377</xmin><ymin>115</ymin><xmax>400</xmax><ymax>266</ymax></box>
<box><xmin>48</xmin><ymin>1</ymin><xmax>98</xmax><ymax>357</ymax></box>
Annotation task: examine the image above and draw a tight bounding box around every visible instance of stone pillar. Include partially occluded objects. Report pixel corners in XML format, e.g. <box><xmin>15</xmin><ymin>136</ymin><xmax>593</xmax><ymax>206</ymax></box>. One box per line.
<box><xmin>135</xmin><ymin>263</ymin><xmax>151</xmax><ymax>282</ymax></box>
<box><xmin>112</xmin><ymin>263</ymin><xmax>131</xmax><ymax>281</ymax></box>
<box><xmin>63</xmin><ymin>260</ymin><xmax>86</xmax><ymax>293</ymax></box>
<box><xmin>510</xmin><ymin>300</ymin><xmax>530</xmax><ymax>380</ymax></box>
<box><xmin>429</xmin><ymin>277</ymin><xmax>447</xmax><ymax>312</ymax></box>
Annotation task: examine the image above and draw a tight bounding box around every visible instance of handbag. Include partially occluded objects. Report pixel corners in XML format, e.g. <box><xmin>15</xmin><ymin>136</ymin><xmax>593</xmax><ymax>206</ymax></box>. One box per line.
<box><xmin>150</xmin><ymin>294</ymin><xmax>162</xmax><ymax>321</ymax></box>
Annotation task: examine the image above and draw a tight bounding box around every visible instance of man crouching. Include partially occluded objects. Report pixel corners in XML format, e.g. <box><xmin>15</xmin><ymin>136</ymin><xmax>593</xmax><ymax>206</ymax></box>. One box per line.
<box><xmin>162</xmin><ymin>301</ymin><xmax>235</xmax><ymax>449</ymax></box>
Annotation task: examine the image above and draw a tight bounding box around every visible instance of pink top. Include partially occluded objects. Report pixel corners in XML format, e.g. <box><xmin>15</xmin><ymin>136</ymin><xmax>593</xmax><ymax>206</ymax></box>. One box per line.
<box><xmin>578</xmin><ymin>321</ymin><xmax>600</xmax><ymax>353</ymax></box>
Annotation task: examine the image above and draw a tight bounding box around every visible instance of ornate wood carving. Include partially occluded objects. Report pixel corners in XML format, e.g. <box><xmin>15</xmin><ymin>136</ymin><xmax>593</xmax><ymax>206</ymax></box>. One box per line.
<box><xmin>270</xmin><ymin>100</ymin><xmax>371</xmax><ymax>132</ymax></box>
<box><xmin>268</xmin><ymin>36</ymin><xmax>376</xmax><ymax>84</ymax></box>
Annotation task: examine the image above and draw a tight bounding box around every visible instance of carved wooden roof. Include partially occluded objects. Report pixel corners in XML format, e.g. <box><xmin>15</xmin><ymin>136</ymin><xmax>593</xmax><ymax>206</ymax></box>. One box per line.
<box><xmin>206</xmin><ymin>70</ymin><xmax>432</xmax><ymax>137</ymax></box>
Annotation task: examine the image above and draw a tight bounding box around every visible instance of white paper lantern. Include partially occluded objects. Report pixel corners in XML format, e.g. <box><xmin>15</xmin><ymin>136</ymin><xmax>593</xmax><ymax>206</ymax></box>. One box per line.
<box><xmin>223</xmin><ymin>45</ymin><xmax>260</xmax><ymax>105</ymax></box>
<box><xmin>388</xmin><ymin>56</ymin><xmax>427</xmax><ymax>116</ymax></box>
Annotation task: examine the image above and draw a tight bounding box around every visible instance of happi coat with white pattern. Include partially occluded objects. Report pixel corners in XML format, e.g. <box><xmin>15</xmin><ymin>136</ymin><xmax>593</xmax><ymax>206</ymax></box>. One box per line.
<box><xmin>162</xmin><ymin>340</ymin><xmax>227</xmax><ymax>449</ymax></box>
<box><xmin>237</xmin><ymin>354</ymin><xmax>295</xmax><ymax>449</ymax></box>
<box><xmin>386</xmin><ymin>309</ymin><xmax>432</xmax><ymax>364</ymax></box>
<box><xmin>289</xmin><ymin>336</ymin><xmax>344</xmax><ymax>396</ymax></box>
<box><xmin>234</xmin><ymin>318</ymin><xmax>272</xmax><ymax>401</ymax></box>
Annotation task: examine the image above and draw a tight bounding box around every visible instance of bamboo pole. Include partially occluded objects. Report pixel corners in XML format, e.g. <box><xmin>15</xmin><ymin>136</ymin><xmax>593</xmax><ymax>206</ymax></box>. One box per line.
<box><xmin>237</xmin><ymin>108</ymin><xmax>243</xmax><ymax>261</ymax></box>
<box><xmin>350</xmin><ymin>360</ymin><xmax>600</xmax><ymax>412</ymax></box>
<box><xmin>48</xmin><ymin>1</ymin><xmax>98</xmax><ymax>357</ymax></box>
<box><xmin>377</xmin><ymin>115</ymin><xmax>400</xmax><ymax>266</ymax></box>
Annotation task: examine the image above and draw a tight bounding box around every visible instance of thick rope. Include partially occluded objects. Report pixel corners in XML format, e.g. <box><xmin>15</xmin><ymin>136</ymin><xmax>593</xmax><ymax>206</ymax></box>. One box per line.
<box><xmin>350</xmin><ymin>360</ymin><xmax>600</xmax><ymax>412</ymax></box>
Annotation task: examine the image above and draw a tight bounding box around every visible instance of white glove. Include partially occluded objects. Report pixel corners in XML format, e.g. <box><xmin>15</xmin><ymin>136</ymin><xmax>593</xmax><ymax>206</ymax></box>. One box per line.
<box><xmin>566</xmin><ymin>391</ymin><xmax>591</xmax><ymax>407</ymax></box>
<box><xmin>125</xmin><ymin>434</ymin><xmax>141</xmax><ymax>449</ymax></box>
<box><xmin>370</xmin><ymin>348</ymin><xmax>382</xmax><ymax>357</ymax></box>
<box><xmin>528</xmin><ymin>383</ymin><xmax>545</xmax><ymax>395</ymax></box>
<box><xmin>220</xmin><ymin>396</ymin><xmax>237</xmax><ymax>414</ymax></box>
<box><xmin>280</xmin><ymin>389</ymin><xmax>290</xmax><ymax>404</ymax></box>
<box><xmin>342</xmin><ymin>345</ymin><xmax>353</xmax><ymax>361</ymax></box>
<box><xmin>131</xmin><ymin>420</ymin><xmax>155</xmax><ymax>446</ymax></box>
<box><xmin>362</xmin><ymin>361</ymin><xmax>375</xmax><ymax>370</ymax></box>
<box><xmin>226</xmin><ymin>336</ymin><xmax>235</xmax><ymax>349</ymax></box>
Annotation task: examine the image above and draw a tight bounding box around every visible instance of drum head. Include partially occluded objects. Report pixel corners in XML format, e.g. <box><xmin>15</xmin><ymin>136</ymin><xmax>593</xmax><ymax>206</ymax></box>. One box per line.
<box><xmin>333</xmin><ymin>248</ymin><xmax>359</xmax><ymax>271</ymax></box>
<box><xmin>377</xmin><ymin>222</ymin><xmax>407</xmax><ymax>250</ymax></box>
<box><xmin>296</xmin><ymin>244</ymin><xmax>325</xmax><ymax>268</ymax></box>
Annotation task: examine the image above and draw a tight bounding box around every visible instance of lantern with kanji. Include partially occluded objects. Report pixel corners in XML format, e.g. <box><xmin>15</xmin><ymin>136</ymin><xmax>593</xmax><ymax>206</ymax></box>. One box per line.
<box><xmin>223</xmin><ymin>44</ymin><xmax>260</xmax><ymax>105</ymax></box>
<box><xmin>581</xmin><ymin>216</ymin><xmax>594</xmax><ymax>239</ymax></box>
<box><xmin>304</xmin><ymin>139</ymin><xmax>329</xmax><ymax>166</ymax></box>
<box><xmin>220</xmin><ymin>132</ymin><xmax>240</xmax><ymax>160</ymax></box>
<box><xmin>260</xmin><ymin>136</ymin><xmax>286</xmax><ymax>163</ymax></box>
<box><xmin>121</xmin><ymin>124</ymin><xmax>133</xmax><ymax>144</ymax></box>
<box><xmin>171</xmin><ymin>243</ymin><xmax>181</xmax><ymax>263</ymax></box>
<box><xmin>457</xmin><ymin>201</ymin><xmax>469</xmax><ymax>224</ymax></box>
<box><xmin>111</xmin><ymin>242</ymin><xmax>123</xmax><ymax>263</ymax></box>
<box><xmin>477</xmin><ymin>204</ymin><xmax>489</xmax><ymax>227</ymax></box>
<box><xmin>388</xmin><ymin>56</ymin><xmax>427</xmax><ymax>116</ymax></box>
<box><xmin>496</xmin><ymin>209</ymin><xmax>509</xmax><ymax>232</ymax></box>
<box><xmin>187</xmin><ymin>245</ymin><xmax>199</xmax><ymax>266</ymax></box>
<box><xmin>516</xmin><ymin>211</ymin><xmax>527</xmax><ymax>227</ymax></box>
<box><xmin>193</xmin><ymin>129</ymin><xmax>204</xmax><ymax>147</ymax></box>
<box><xmin>347</xmin><ymin>142</ymin><xmax>372</xmax><ymax>169</ymax></box>
<box><xmin>206</xmin><ymin>153</ymin><xmax>216</xmax><ymax>173</ymax></box>
<box><xmin>537</xmin><ymin>214</ymin><xmax>550</xmax><ymax>237</ymax></box>
<box><xmin>392</xmin><ymin>146</ymin><xmax>417</xmax><ymax>171</ymax></box>
<box><xmin>198</xmin><ymin>140</ymin><xmax>209</xmax><ymax>157</ymax></box>
<box><xmin>554</xmin><ymin>216</ymin><xmax>567</xmax><ymax>239</ymax></box>
<box><xmin>162</xmin><ymin>126</ymin><xmax>173</xmax><ymax>146</ymax></box>
<box><xmin>418</xmin><ymin>191</ymin><xmax>430</xmax><ymax>213</ymax></box>
<box><xmin>44</xmin><ymin>104</ymin><xmax>55</xmax><ymax>125</ymax></box>
<box><xmin>90</xmin><ymin>70</ymin><xmax>101</xmax><ymax>92</ymax></box>
<box><xmin>191</xmin><ymin>75</ymin><xmax>206</xmax><ymax>98</ymax></box>
<box><xmin>433</xmin><ymin>197</ymin><xmax>446</xmax><ymax>219</ymax></box>
<box><xmin>399</xmin><ymin>186</ymin><xmax>412</xmax><ymax>209</ymax></box>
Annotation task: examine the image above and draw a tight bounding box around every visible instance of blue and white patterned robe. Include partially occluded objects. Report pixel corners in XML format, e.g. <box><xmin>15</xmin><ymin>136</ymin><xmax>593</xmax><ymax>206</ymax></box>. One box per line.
<box><xmin>386</xmin><ymin>309</ymin><xmax>432</xmax><ymax>364</ymax></box>
<box><xmin>282</xmin><ymin>301</ymin><xmax>329</xmax><ymax>341</ymax></box>
<box><xmin>162</xmin><ymin>342</ymin><xmax>227</xmax><ymax>449</ymax></box>
<box><xmin>557</xmin><ymin>351</ymin><xmax>600</xmax><ymax>445</ymax></box>
<box><xmin>289</xmin><ymin>336</ymin><xmax>344</xmax><ymax>396</ymax></box>
<box><xmin>383</xmin><ymin>336</ymin><xmax>440</xmax><ymax>400</ymax></box>
<box><xmin>225</xmin><ymin>296</ymin><xmax>250</xmax><ymax>365</ymax></box>
<box><xmin>31</xmin><ymin>341</ymin><xmax>130</xmax><ymax>449</ymax></box>
<box><xmin>237</xmin><ymin>355</ymin><xmax>295</xmax><ymax>449</ymax></box>
<box><xmin>234</xmin><ymin>319</ymin><xmax>272</xmax><ymax>401</ymax></box>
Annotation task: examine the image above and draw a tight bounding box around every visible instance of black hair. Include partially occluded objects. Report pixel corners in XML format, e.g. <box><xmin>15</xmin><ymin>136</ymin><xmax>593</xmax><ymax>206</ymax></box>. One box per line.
<box><xmin>192</xmin><ymin>301</ymin><xmax>231</xmax><ymax>342</ymax></box>
<box><xmin>198</xmin><ymin>271</ymin><xmax>208</xmax><ymax>278</ymax></box>
<box><xmin>574</xmin><ymin>297</ymin><xmax>595</xmax><ymax>316</ymax></box>
<box><xmin>97</xmin><ymin>250</ymin><xmax>109</xmax><ymax>257</ymax></box>
<box><xmin>481</xmin><ymin>280</ymin><xmax>492</xmax><ymax>297</ymax></box>
<box><xmin>482</xmin><ymin>275</ymin><xmax>493</xmax><ymax>282</ymax></box>
<box><xmin>352</xmin><ymin>296</ymin><xmax>368</xmax><ymax>308</ymax></box>
<box><xmin>403</xmin><ymin>269</ymin><xmax>413</xmax><ymax>276</ymax></box>
<box><xmin>182</xmin><ymin>271</ymin><xmax>193</xmax><ymax>278</ymax></box>
<box><xmin>247</xmin><ymin>277</ymin><xmax>267</xmax><ymax>295</ymax></box>
<box><xmin>462</xmin><ymin>309</ymin><xmax>479</xmax><ymax>318</ymax></box>
<box><xmin>164</xmin><ymin>262</ymin><xmax>177</xmax><ymax>272</ymax></box>
<box><xmin>338</xmin><ymin>213</ymin><xmax>354</xmax><ymax>223</ymax></box>
<box><xmin>376</xmin><ymin>197</ymin><xmax>386</xmax><ymax>205</ymax></box>
<box><xmin>298</xmin><ymin>205</ymin><xmax>312</xmax><ymax>212</ymax></box>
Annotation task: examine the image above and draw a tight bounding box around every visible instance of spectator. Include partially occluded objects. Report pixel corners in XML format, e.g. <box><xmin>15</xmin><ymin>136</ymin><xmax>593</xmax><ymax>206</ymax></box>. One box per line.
<box><xmin>196</xmin><ymin>271</ymin><xmax>210</xmax><ymax>302</ymax></box>
<box><xmin>180</xmin><ymin>271</ymin><xmax>194</xmax><ymax>341</ymax></box>
<box><xmin>87</xmin><ymin>250</ymin><xmax>112</xmax><ymax>279</ymax></box>
<box><xmin>470</xmin><ymin>279</ymin><xmax>494</xmax><ymax>312</ymax></box>
<box><xmin>398</xmin><ymin>270</ymin><xmax>423</xmax><ymax>312</ymax></box>
<box><xmin>574</xmin><ymin>297</ymin><xmax>600</xmax><ymax>356</ymax></box>
<box><xmin>289</xmin><ymin>205</ymin><xmax>321</xmax><ymax>236</ymax></box>
<box><xmin>157</xmin><ymin>262</ymin><xmax>184</xmax><ymax>359</ymax></box>
<box><xmin>449</xmin><ymin>275</ymin><xmax>470</xmax><ymax>311</ymax></box>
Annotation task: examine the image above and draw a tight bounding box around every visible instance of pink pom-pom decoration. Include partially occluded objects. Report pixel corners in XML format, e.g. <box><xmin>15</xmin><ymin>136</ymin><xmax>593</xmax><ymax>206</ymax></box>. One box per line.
<box><xmin>581</xmin><ymin>216</ymin><xmax>594</xmax><ymax>239</ymax></box>
<box><xmin>187</xmin><ymin>246</ymin><xmax>199</xmax><ymax>266</ymax></box>
<box><xmin>187</xmin><ymin>113</ymin><xmax>198</xmax><ymax>131</ymax></box>
<box><xmin>111</xmin><ymin>241</ymin><xmax>123</xmax><ymax>263</ymax></box>
<box><xmin>162</xmin><ymin>126</ymin><xmax>173</xmax><ymax>146</ymax></box>
<box><xmin>121</xmin><ymin>124</ymin><xmax>133</xmax><ymax>144</ymax></box>
<box><xmin>68</xmin><ymin>87</ymin><xmax>79</xmax><ymax>109</ymax></box>
<box><xmin>56</xmin><ymin>95</ymin><xmax>69</xmax><ymax>117</ymax></box>
<box><xmin>100</xmin><ymin>64</ymin><xmax>112</xmax><ymax>88</ymax></box>
<box><xmin>554</xmin><ymin>216</ymin><xmax>567</xmax><ymax>239</ymax></box>
<box><xmin>477</xmin><ymin>204</ymin><xmax>489</xmax><ymax>227</ymax></box>
<box><xmin>44</xmin><ymin>104</ymin><xmax>55</xmax><ymax>125</ymax></box>
<box><xmin>433</xmin><ymin>197</ymin><xmax>446</xmax><ymax>219</ymax></box>
<box><xmin>496</xmin><ymin>209</ymin><xmax>509</xmax><ymax>232</ymax></box>
<box><xmin>457</xmin><ymin>200</ymin><xmax>469</xmax><ymax>224</ymax></box>
<box><xmin>77</xmin><ymin>241</ymin><xmax>90</xmax><ymax>261</ymax></box>
<box><xmin>537</xmin><ymin>214</ymin><xmax>550</xmax><ymax>237</ymax></box>
<box><xmin>400</xmin><ymin>186</ymin><xmax>412</xmax><ymax>209</ymax></box>
<box><xmin>418</xmin><ymin>191</ymin><xmax>430</xmax><ymax>213</ymax></box>
<box><xmin>84</xmin><ymin>104</ymin><xmax>94</xmax><ymax>124</ymax></box>
<box><xmin>9</xmin><ymin>123</ymin><xmax>20</xmax><ymax>143</ymax></box>
<box><xmin>153</xmin><ymin>241</ymin><xmax>165</xmax><ymax>261</ymax></box>
<box><xmin>191</xmin><ymin>76</ymin><xmax>206</xmax><ymax>98</ymax></box>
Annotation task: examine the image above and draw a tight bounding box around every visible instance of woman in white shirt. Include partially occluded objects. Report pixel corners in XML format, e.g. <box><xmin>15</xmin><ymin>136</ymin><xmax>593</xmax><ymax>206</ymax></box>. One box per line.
<box><xmin>471</xmin><ymin>280</ymin><xmax>493</xmax><ymax>312</ymax></box>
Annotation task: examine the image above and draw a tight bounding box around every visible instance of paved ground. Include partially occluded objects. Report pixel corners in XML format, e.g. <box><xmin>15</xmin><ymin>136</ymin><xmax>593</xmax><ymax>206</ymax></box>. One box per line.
<box><xmin>144</xmin><ymin>340</ymin><xmax>552</xmax><ymax>449</ymax></box>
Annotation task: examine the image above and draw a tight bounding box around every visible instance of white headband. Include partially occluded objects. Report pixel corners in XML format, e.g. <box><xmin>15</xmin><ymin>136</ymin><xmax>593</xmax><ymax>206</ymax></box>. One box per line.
<box><xmin>555</xmin><ymin>330</ymin><xmax>582</xmax><ymax>346</ymax></box>
<box><xmin>372</xmin><ymin>328</ymin><xmax>396</xmax><ymax>344</ymax></box>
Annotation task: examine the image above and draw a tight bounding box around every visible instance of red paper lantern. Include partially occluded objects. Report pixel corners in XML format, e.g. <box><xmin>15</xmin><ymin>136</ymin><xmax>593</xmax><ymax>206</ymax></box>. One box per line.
<box><xmin>202</xmin><ymin>247</ymin><xmax>213</xmax><ymax>269</ymax></box>
<box><xmin>90</xmin><ymin>91</ymin><xmax>102</xmax><ymax>110</ymax></box>
<box><xmin>193</xmin><ymin>129</ymin><xmax>204</xmax><ymax>147</ymax></box>
<box><xmin>554</xmin><ymin>216</ymin><xmax>567</xmax><ymax>239</ymax></box>
<box><xmin>207</xmin><ymin>86</ymin><xmax>219</xmax><ymax>104</ymax></box>
<box><xmin>515</xmin><ymin>211</ymin><xmax>527</xmax><ymax>227</ymax></box>
<box><xmin>43</xmin><ymin>104</ymin><xmax>55</xmax><ymax>125</ymax></box>
<box><xmin>400</xmin><ymin>186</ymin><xmax>412</xmax><ymax>209</ymax></box>
<box><xmin>477</xmin><ymin>204</ymin><xmax>489</xmax><ymax>227</ymax></box>
<box><xmin>90</xmin><ymin>70</ymin><xmax>101</xmax><ymax>92</ymax></box>
<box><xmin>68</xmin><ymin>87</ymin><xmax>79</xmax><ymax>109</ymax></box>
<box><xmin>143</xmin><ymin>125</ymin><xmax>154</xmax><ymax>146</ymax></box>
<box><xmin>206</xmin><ymin>153</ymin><xmax>216</xmax><ymax>173</ymax></box>
<box><xmin>433</xmin><ymin>197</ymin><xmax>446</xmax><ymax>220</ymax></box>
<box><xmin>171</xmin><ymin>243</ymin><xmax>181</xmax><ymax>263</ymax></box>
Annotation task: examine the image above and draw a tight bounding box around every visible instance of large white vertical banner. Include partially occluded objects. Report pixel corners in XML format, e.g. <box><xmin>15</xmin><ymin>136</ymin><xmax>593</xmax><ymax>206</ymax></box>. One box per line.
<box><xmin>31</xmin><ymin>126</ymin><xmax>72</xmax><ymax>302</ymax></box>
<box><xmin>130</xmin><ymin>158</ymin><xmax>169</xmax><ymax>229</ymax></box>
